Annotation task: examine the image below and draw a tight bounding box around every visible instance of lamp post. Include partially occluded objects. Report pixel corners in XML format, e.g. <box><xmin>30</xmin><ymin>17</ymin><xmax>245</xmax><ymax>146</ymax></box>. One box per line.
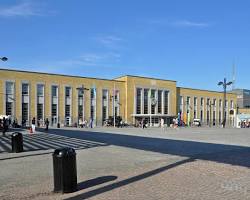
<box><xmin>0</xmin><ymin>57</ymin><xmax>8</xmax><ymax>62</ymax></box>
<box><xmin>218</xmin><ymin>78</ymin><xmax>232</xmax><ymax>128</ymax></box>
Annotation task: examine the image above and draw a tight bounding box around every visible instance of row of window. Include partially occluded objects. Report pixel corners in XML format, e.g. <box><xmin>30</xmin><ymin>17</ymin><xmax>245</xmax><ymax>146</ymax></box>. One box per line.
<box><xmin>4</xmin><ymin>82</ymin><xmax>119</xmax><ymax>126</ymax></box>
<box><xmin>136</xmin><ymin>88</ymin><xmax>169</xmax><ymax>115</ymax></box>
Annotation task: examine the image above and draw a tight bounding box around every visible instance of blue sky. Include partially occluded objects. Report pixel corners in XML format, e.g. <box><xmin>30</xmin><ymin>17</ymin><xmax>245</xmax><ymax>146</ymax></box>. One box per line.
<box><xmin>0</xmin><ymin>0</ymin><xmax>249</xmax><ymax>91</ymax></box>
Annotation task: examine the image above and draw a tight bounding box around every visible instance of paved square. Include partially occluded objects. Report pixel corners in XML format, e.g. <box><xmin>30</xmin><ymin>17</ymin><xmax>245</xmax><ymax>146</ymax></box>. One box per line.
<box><xmin>0</xmin><ymin>127</ymin><xmax>250</xmax><ymax>200</ymax></box>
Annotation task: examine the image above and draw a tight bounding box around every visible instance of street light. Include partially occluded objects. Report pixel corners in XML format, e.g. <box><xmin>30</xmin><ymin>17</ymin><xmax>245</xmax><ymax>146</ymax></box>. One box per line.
<box><xmin>0</xmin><ymin>57</ymin><xmax>8</xmax><ymax>61</ymax></box>
<box><xmin>218</xmin><ymin>78</ymin><xmax>232</xmax><ymax>128</ymax></box>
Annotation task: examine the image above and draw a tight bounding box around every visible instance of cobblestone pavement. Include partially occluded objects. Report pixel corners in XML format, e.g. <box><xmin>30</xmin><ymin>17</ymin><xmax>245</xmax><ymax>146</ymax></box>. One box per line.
<box><xmin>0</xmin><ymin>127</ymin><xmax>249</xmax><ymax>200</ymax></box>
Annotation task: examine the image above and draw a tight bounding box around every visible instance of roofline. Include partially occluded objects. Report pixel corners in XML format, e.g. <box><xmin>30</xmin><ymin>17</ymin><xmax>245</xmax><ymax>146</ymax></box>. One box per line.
<box><xmin>177</xmin><ymin>86</ymin><xmax>236</xmax><ymax>95</ymax></box>
<box><xmin>0</xmin><ymin>68</ymin><xmax>125</xmax><ymax>83</ymax></box>
<box><xmin>114</xmin><ymin>75</ymin><xmax>177</xmax><ymax>83</ymax></box>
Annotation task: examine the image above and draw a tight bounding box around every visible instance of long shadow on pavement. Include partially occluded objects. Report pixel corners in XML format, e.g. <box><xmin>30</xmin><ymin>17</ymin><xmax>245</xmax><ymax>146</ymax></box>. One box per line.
<box><xmin>45</xmin><ymin>128</ymin><xmax>250</xmax><ymax>168</ymax></box>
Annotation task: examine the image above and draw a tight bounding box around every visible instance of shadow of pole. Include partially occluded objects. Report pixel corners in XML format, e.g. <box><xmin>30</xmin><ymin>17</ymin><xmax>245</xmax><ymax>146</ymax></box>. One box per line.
<box><xmin>77</xmin><ymin>176</ymin><xmax>118</xmax><ymax>190</ymax></box>
<box><xmin>66</xmin><ymin>158</ymin><xmax>194</xmax><ymax>200</ymax></box>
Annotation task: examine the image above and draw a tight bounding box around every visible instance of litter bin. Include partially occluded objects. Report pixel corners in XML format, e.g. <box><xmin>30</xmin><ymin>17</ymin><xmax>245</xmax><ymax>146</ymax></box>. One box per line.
<box><xmin>53</xmin><ymin>147</ymin><xmax>77</xmax><ymax>193</ymax></box>
<box><xmin>11</xmin><ymin>132</ymin><xmax>23</xmax><ymax>153</ymax></box>
<box><xmin>57</xmin><ymin>123</ymin><xmax>60</xmax><ymax>128</ymax></box>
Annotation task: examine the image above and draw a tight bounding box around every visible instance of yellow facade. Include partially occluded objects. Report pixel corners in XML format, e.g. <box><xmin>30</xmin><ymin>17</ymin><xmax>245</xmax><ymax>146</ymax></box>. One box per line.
<box><xmin>0</xmin><ymin>69</ymin><xmax>237</xmax><ymax>127</ymax></box>
<box><xmin>177</xmin><ymin>87</ymin><xmax>237</xmax><ymax>126</ymax></box>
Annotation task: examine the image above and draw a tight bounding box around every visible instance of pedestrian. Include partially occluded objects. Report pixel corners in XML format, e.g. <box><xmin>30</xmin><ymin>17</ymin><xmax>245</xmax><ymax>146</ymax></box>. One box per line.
<box><xmin>31</xmin><ymin>117</ymin><xmax>36</xmax><ymax>133</ymax></box>
<box><xmin>161</xmin><ymin>118</ymin><xmax>165</xmax><ymax>131</ymax></box>
<box><xmin>90</xmin><ymin>118</ymin><xmax>93</xmax><ymax>128</ymax></box>
<box><xmin>45</xmin><ymin>118</ymin><xmax>49</xmax><ymax>131</ymax></box>
<box><xmin>2</xmin><ymin>117</ymin><xmax>7</xmax><ymax>136</ymax></box>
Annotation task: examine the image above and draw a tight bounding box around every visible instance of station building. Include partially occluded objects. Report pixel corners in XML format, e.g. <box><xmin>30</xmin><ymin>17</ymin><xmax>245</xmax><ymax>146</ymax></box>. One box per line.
<box><xmin>0</xmin><ymin>68</ymin><xmax>237</xmax><ymax>127</ymax></box>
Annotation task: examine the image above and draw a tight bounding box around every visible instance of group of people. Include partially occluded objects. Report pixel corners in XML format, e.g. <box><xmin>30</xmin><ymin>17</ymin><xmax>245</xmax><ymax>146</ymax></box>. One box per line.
<box><xmin>30</xmin><ymin>117</ymin><xmax>50</xmax><ymax>133</ymax></box>
<box><xmin>240</xmin><ymin>120</ymin><xmax>250</xmax><ymax>128</ymax></box>
<box><xmin>0</xmin><ymin>117</ymin><xmax>9</xmax><ymax>136</ymax></box>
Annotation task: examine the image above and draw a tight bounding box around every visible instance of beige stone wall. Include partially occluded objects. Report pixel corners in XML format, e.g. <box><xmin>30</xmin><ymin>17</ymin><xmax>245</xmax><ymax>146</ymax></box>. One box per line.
<box><xmin>177</xmin><ymin>87</ymin><xmax>237</xmax><ymax>125</ymax></box>
<box><xmin>0</xmin><ymin>69</ymin><xmax>125</xmax><ymax>126</ymax></box>
<box><xmin>115</xmin><ymin>76</ymin><xmax>177</xmax><ymax>123</ymax></box>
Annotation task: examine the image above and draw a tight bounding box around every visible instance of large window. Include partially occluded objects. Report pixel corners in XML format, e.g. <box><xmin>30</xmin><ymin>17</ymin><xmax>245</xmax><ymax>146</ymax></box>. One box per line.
<box><xmin>22</xmin><ymin>83</ymin><xmax>29</xmax><ymax>123</ymax></box>
<box><xmin>102</xmin><ymin>89</ymin><xmax>108</xmax><ymax>122</ymax></box>
<box><xmin>51</xmin><ymin>85</ymin><xmax>58</xmax><ymax>125</ymax></box>
<box><xmin>164</xmin><ymin>91</ymin><xmax>169</xmax><ymax>114</ymax></box>
<box><xmin>5</xmin><ymin>82</ymin><xmax>14</xmax><ymax>116</ymax></box>
<box><xmin>151</xmin><ymin>89</ymin><xmax>156</xmax><ymax>114</ymax></box>
<box><xmin>37</xmin><ymin>84</ymin><xmax>44</xmax><ymax>122</ymax></box>
<box><xmin>65</xmin><ymin>87</ymin><xmax>71</xmax><ymax>123</ymax></box>
<box><xmin>90</xmin><ymin>88</ymin><xmax>96</xmax><ymax>121</ymax></box>
<box><xmin>144</xmin><ymin>89</ymin><xmax>149</xmax><ymax>114</ymax></box>
<box><xmin>158</xmin><ymin>90</ymin><xmax>162</xmax><ymax>114</ymax></box>
<box><xmin>136</xmin><ymin>88</ymin><xmax>142</xmax><ymax>114</ymax></box>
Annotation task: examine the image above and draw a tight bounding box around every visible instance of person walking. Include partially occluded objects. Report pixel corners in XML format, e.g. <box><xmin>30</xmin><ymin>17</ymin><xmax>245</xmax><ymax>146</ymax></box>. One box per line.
<box><xmin>45</xmin><ymin>118</ymin><xmax>49</xmax><ymax>131</ymax></box>
<box><xmin>90</xmin><ymin>118</ymin><xmax>93</xmax><ymax>128</ymax></box>
<box><xmin>31</xmin><ymin>117</ymin><xmax>36</xmax><ymax>133</ymax></box>
<box><xmin>2</xmin><ymin>117</ymin><xmax>7</xmax><ymax>136</ymax></box>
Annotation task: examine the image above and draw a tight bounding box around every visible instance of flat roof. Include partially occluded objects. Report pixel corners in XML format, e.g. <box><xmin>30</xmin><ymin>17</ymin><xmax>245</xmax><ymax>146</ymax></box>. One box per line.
<box><xmin>177</xmin><ymin>86</ymin><xmax>235</xmax><ymax>95</ymax></box>
<box><xmin>0</xmin><ymin>68</ymin><xmax>125</xmax><ymax>83</ymax></box>
<box><xmin>114</xmin><ymin>75</ymin><xmax>176</xmax><ymax>83</ymax></box>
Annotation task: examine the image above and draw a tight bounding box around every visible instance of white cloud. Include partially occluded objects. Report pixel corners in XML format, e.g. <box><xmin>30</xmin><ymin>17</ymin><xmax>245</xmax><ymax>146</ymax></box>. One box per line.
<box><xmin>0</xmin><ymin>1</ymin><xmax>53</xmax><ymax>17</ymax></box>
<box><xmin>94</xmin><ymin>35</ymin><xmax>123</xmax><ymax>48</ymax></box>
<box><xmin>173</xmin><ymin>20</ymin><xmax>209</xmax><ymax>28</ymax></box>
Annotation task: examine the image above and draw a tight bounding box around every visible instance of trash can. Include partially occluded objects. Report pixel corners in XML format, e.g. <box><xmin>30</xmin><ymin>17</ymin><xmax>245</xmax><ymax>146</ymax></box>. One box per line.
<box><xmin>53</xmin><ymin>147</ymin><xmax>77</xmax><ymax>193</ymax></box>
<box><xmin>57</xmin><ymin>123</ymin><xmax>60</xmax><ymax>128</ymax></box>
<box><xmin>11</xmin><ymin>132</ymin><xmax>23</xmax><ymax>153</ymax></box>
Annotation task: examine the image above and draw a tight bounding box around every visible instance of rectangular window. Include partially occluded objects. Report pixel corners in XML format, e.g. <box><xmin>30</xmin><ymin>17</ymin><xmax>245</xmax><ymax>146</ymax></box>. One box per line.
<box><xmin>144</xmin><ymin>89</ymin><xmax>149</xmax><ymax>114</ymax></box>
<box><xmin>164</xmin><ymin>91</ymin><xmax>169</xmax><ymax>114</ymax></box>
<box><xmin>37</xmin><ymin>84</ymin><xmax>44</xmax><ymax>97</ymax></box>
<box><xmin>37</xmin><ymin>103</ymin><xmax>43</xmax><ymax>120</ymax></box>
<box><xmin>90</xmin><ymin>88</ymin><xmax>96</xmax><ymax>121</ymax></box>
<box><xmin>65</xmin><ymin>105</ymin><xmax>70</xmax><ymax>117</ymax></box>
<box><xmin>51</xmin><ymin>85</ymin><xmax>58</xmax><ymax>125</ymax></box>
<box><xmin>6</xmin><ymin>82</ymin><xmax>14</xmax><ymax>95</ymax></box>
<box><xmin>187</xmin><ymin>96</ymin><xmax>190</xmax><ymax>113</ymax></box>
<box><xmin>65</xmin><ymin>87</ymin><xmax>71</xmax><ymax>120</ymax></box>
<box><xmin>22</xmin><ymin>84</ymin><xmax>29</xmax><ymax>95</ymax></box>
<box><xmin>158</xmin><ymin>90</ymin><xmax>162</xmax><ymax>114</ymax></box>
<box><xmin>22</xmin><ymin>103</ymin><xmax>28</xmax><ymax>122</ymax></box>
<box><xmin>102</xmin><ymin>89</ymin><xmax>108</xmax><ymax>122</ymax></box>
<box><xmin>37</xmin><ymin>84</ymin><xmax>44</xmax><ymax>122</ymax></box>
<box><xmin>201</xmin><ymin>97</ymin><xmax>204</xmax><ymax>106</ymax></box>
<box><xmin>179</xmin><ymin>96</ymin><xmax>183</xmax><ymax>113</ymax></box>
<box><xmin>52</xmin><ymin>86</ymin><xmax>58</xmax><ymax>97</ymax></box>
<box><xmin>6</xmin><ymin>102</ymin><xmax>12</xmax><ymax>116</ymax></box>
<box><xmin>65</xmin><ymin>87</ymin><xmax>71</xmax><ymax>97</ymax></box>
<box><xmin>136</xmin><ymin>88</ymin><xmax>142</xmax><ymax>114</ymax></box>
<box><xmin>151</xmin><ymin>89</ymin><xmax>156</xmax><ymax>114</ymax></box>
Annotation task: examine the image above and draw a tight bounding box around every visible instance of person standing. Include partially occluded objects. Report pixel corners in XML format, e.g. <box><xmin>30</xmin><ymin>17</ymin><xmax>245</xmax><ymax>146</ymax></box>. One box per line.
<box><xmin>45</xmin><ymin>118</ymin><xmax>49</xmax><ymax>131</ymax></box>
<box><xmin>31</xmin><ymin>117</ymin><xmax>36</xmax><ymax>133</ymax></box>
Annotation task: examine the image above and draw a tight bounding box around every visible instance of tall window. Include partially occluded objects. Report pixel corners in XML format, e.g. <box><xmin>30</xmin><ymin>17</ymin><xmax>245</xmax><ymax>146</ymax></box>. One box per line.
<box><xmin>102</xmin><ymin>89</ymin><xmax>108</xmax><ymax>122</ymax></box>
<box><xmin>158</xmin><ymin>90</ymin><xmax>162</xmax><ymax>114</ymax></box>
<box><xmin>37</xmin><ymin>84</ymin><xmax>44</xmax><ymax>122</ymax></box>
<box><xmin>179</xmin><ymin>96</ymin><xmax>183</xmax><ymax>113</ymax></box>
<box><xmin>5</xmin><ymin>82</ymin><xmax>14</xmax><ymax>116</ymax></box>
<box><xmin>90</xmin><ymin>87</ymin><xmax>96</xmax><ymax>121</ymax></box>
<box><xmin>136</xmin><ymin>88</ymin><xmax>142</xmax><ymax>114</ymax></box>
<box><xmin>144</xmin><ymin>89</ymin><xmax>149</xmax><ymax>114</ymax></box>
<box><xmin>164</xmin><ymin>91</ymin><xmax>169</xmax><ymax>114</ymax></box>
<box><xmin>78</xmin><ymin>89</ymin><xmax>84</xmax><ymax>121</ymax></box>
<box><xmin>151</xmin><ymin>89</ymin><xmax>156</xmax><ymax>114</ymax></box>
<box><xmin>65</xmin><ymin>87</ymin><xmax>71</xmax><ymax>119</ymax></box>
<box><xmin>22</xmin><ymin>83</ymin><xmax>29</xmax><ymax>124</ymax></box>
<box><xmin>194</xmin><ymin>97</ymin><xmax>197</xmax><ymax>119</ymax></box>
<box><xmin>51</xmin><ymin>85</ymin><xmax>58</xmax><ymax>125</ymax></box>
<box><xmin>186</xmin><ymin>96</ymin><xmax>190</xmax><ymax>114</ymax></box>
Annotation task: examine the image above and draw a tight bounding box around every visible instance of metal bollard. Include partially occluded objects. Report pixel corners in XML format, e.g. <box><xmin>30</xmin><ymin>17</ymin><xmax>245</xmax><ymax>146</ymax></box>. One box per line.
<box><xmin>11</xmin><ymin>132</ymin><xmax>23</xmax><ymax>153</ymax></box>
<box><xmin>53</xmin><ymin>147</ymin><xmax>77</xmax><ymax>193</ymax></box>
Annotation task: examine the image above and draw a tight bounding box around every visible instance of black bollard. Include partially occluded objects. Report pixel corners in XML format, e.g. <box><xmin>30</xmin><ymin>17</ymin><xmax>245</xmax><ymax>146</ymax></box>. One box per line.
<box><xmin>11</xmin><ymin>132</ymin><xmax>23</xmax><ymax>153</ymax></box>
<box><xmin>53</xmin><ymin>147</ymin><xmax>77</xmax><ymax>193</ymax></box>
